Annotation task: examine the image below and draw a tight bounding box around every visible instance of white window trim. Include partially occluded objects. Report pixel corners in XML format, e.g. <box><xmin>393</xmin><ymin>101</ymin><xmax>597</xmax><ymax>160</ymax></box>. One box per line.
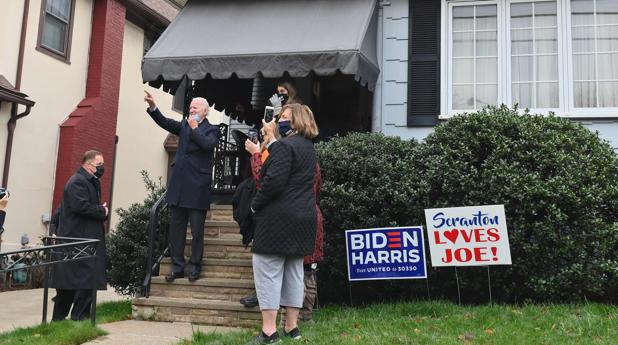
<box><xmin>440</xmin><ymin>0</ymin><xmax>618</xmax><ymax>118</ymax></box>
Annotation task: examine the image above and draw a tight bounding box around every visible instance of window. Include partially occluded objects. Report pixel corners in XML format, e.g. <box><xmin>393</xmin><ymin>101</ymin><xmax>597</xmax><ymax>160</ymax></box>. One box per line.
<box><xmin>37</xmin><ymin>0</ymin><xmax>75</xmax><ymax>62</ymax></box>
<box><xmin>442</xmin><ymin>0</ymin><xmax>618</xmax><ymax>116</ymax></box>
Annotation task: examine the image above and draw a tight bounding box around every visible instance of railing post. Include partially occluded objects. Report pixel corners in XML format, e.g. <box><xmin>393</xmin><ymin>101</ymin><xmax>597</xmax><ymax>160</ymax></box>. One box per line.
<box><xmin>91</xmin><ymin>250</ymin><xmax>97</xmax><ymax>326</ymax></box>
<box><xmin>42</xmin><ymin>236</ymin><xmax>50</xmax><ymax>324</ymax></box>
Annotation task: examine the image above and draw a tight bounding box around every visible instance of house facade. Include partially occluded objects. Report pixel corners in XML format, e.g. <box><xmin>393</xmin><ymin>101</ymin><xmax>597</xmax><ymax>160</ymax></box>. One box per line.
<box><xmin>0</xmin><ymin>0</ymin><xmax>206</xmax><ymax>251</ymax></box>
<box><xmin>377</xmin><ymin>0</ymin><xmax>618</xmax><ymax>148</ymax></box>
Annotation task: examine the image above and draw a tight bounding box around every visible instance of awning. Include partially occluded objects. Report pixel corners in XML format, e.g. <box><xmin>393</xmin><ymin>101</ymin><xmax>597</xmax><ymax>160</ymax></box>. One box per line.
<box><xmin>142</xmin><ymin>0</ymin><xmax>379</xmax><ymax>91</ymax></box>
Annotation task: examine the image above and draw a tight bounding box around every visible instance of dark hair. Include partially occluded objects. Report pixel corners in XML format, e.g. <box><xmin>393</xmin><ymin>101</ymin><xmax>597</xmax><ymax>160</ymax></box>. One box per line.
<box><xmin>277</xmin><ymin>81</ymin><xmax>301</xmax><ymax>105</ymax></box>
<box><xmin>81</xmin><ymin>150</ymin><xmax>102</xmax><ymax>164</ymax></box>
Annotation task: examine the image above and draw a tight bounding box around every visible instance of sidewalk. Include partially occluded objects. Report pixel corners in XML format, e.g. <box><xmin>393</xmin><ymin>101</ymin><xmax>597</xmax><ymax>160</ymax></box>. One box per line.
<box><xmin>0</xmin><ymin>286</ymin><xmax>125</xmax><ymax>333</ymax></box>
<box><xmin>82</xmin><ymin>320</ymin><xmax>238</xmax><ymax>345</ymax></box>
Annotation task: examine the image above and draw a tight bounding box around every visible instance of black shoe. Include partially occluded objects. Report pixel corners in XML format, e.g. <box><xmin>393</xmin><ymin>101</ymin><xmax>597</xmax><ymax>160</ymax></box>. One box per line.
<box><xmin>239</xmin><ymin>293</ymin><xmax>259</xmax><ymax>308</ymax></box>
<box><xmin>188</xmin><ymin>271</ymin><xmax>200</xmax><ymax>282</ymax></box>
<box><xmin>245</xmin><ymin>331</ymin><xmax>281</xmax><ymax>345</ymax></box>
<box><xmin>282</xmin><ymin>327</ymin><xmax>301</xmax><ymax>340</ymax></box>
<box><xmin>165</xmin><ymin>271</ymin><xmax>184</xmax><ymax>282</ymax></box>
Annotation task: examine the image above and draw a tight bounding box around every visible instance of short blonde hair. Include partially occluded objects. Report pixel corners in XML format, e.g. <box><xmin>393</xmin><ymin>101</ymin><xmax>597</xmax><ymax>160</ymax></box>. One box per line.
<box><xmin>282</xmin><ymin>104</ymin><xmax>319</xmax><ymax>139</ymax></box>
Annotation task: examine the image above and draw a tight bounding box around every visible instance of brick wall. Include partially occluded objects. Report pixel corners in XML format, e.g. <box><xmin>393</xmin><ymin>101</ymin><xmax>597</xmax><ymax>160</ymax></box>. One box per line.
<box><xmin>53</xmin><ymin>0</ymin><xmax>125</xmax><ymax>209</ymax></box>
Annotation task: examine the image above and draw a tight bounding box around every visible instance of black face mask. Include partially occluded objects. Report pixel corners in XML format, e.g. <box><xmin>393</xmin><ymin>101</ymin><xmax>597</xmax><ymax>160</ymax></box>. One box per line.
<box><xmin>94</xmin><ymin>165</ymin><xmax>105</xmax><ymax>178</ymax></box>
<box><xmin>278</xmin><ymin>93</ymin><xmax>289</xmax><ymax>105</ymax></box>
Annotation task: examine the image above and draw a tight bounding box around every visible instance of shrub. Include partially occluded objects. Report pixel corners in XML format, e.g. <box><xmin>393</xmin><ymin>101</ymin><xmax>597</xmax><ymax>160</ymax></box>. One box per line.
<box><xmin>316</xmin><ymin>106</ymin><xmax>618</xmax><ymax>304</ymax></box>
<box><xmin>316</xmin><ymin>133</ymin><xmax>425</xmax><ymax>303</ymax></box>
<box><xmin>107</xmin><ymin>171</ymin><xmax>167</xmax><ymax>296</ymax></box>
<box><xmin>416</xmin><ymin>105</ymin><xmax>618</xmax><ymax>302</ymax></box>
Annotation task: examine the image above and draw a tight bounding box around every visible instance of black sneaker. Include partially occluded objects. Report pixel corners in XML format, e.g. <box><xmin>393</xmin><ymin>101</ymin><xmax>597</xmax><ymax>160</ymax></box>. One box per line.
<box><xmin>282</xmin><ymin>327</ymin><xmax>301</xmax><ymax>340</ymax></box>
<box><xmin>165</xmin><ymin>271</ymin><xmax>184</xmax><ymax>282</ymax></box>
<box><xmin>245</xmin><ymin>331</ymin><xmax>281</xmax><ymax>345</ymax></box>
<box><xmin>239</xmin><ymin>293</ymin><xmax>259</xmax><ymax>308</ymax></box>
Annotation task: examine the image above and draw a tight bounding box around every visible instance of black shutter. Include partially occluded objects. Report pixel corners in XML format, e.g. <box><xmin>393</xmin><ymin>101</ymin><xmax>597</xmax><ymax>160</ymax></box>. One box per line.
<box><xmin>407</xmin><ymin>0</ymin><xmax>441</xmax><ymax>127</ymax></box>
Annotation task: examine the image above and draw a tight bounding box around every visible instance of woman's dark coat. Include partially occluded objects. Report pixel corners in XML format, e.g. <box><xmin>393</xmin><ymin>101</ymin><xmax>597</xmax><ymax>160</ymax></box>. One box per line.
<box><xmin>251</xmin><ymin>135</ymin><xmax>317</xmax><ymax>256</ymax></box>
<box><xmin>50</xmin><ymin>168</ymin><xmax>108</xmax><ymax>290</ymax></box>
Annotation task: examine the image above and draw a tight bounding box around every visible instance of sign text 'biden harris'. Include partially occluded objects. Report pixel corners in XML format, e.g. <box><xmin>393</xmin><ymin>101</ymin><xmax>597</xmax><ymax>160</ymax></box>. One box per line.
<box><xmin>345</xmin><ymin>227</ymin><xmax>427</xmax><ymax>281</ymax></box>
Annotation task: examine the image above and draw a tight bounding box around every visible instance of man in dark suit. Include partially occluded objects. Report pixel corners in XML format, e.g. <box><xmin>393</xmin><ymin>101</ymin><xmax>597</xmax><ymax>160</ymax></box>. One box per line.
<box><xmin>51</xmin><ymin>150</ymin><xmax>108</xmax><ymax>321</ymax></box>
<box><xmin>144</xmin><ymin>91</ymin><xmax>221</xmax><ymax>282</ymax></box>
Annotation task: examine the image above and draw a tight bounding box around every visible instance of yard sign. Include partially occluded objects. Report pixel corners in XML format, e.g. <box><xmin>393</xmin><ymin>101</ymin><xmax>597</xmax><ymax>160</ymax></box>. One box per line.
<box><xmin>425</xmin><ymin>205</ymin><xmax>512</xmax><ymax>267</ymax></box>
<box><xmin>345</xmin><ymin>226</ymin><xmax>427</xmax><ymax>281</ymax></box>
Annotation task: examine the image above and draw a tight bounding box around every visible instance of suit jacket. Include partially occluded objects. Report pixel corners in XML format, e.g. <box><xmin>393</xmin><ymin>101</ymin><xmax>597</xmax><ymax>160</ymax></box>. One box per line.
<box><xmin>147</xmin><ymin>108</ymin><xmax>221</xmax><ymax>210</ymax></box>
<box><xmin>50</xmin><ymin>167</ymin><xmax>108</xmax><ymax>290</ymax></box>
<box><xmin>251</xmin><ymin>135</ymin><xmax>317</xmax><ymax>256</ymax></box>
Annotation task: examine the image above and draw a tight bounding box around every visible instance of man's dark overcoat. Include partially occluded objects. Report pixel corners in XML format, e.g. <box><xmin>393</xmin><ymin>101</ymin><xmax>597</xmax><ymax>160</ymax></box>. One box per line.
<box><xmin>50</xmin><ymin>168</ymin><xmax>107</xmax><ymax>290</ymax></box>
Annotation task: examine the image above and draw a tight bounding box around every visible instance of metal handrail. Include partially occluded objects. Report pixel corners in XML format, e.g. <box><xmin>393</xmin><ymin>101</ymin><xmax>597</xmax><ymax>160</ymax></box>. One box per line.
<box><xmin>141</xmin><ymin>191</ymin><xmax>168</xmax><ymax>298</ymax></box>
<box><xmin>0</xmin><ymin>236</ymin><xmax>100</xmax><ymax>325</ymax></box>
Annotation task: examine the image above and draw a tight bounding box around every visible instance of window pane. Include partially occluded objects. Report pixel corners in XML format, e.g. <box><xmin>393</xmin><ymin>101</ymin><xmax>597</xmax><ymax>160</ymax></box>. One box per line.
<box><xmin>597</xmin><ymin>53</ymin><xmax>618</xmax><ymax>80</ymax></box>
<box><xmin>453</xmin><ymin>32</ymin><xmax>474</xmax><ymax>57</ymax></box>
<box><xmin>535</xmin><ymin>1</ymin><xmax>557</xmax><ymax>27</ymax></box>
<box><xmin>512</xmin><ymin>56</ymin><xmax>534</xmax><ymax>82</ymax></box>
<box><xmin>453</xmin><ymin>85</ymin><xmax>475</xmax><ymax>110</ymax></box>
<box><xmin>476</xmin><ymin>84</ymin><xmax>498</xmax><ymax>108</ymax></box>
<box><xmin>476</xmin><ymin>5</ymin><xmax>497</xmax><ymax>30</ymax></box>
<box><xmin>535</xmin><ymin>28</ymin><xmax>558</xmax><ymax>53</ymax></box>
<box><xmin>571</xmin><ymin>0</ymin><xmax>595</xmax><ymax>26</ymax></box>
<box><xmin>512</xmin><ymin>29</ymin><xmax>533</xmax><ymax>54</ymax></box>
<box><xmin>41</xmin><ymin>14</ymin><xmax>67</xmax><ymax>53</ymax></box>
<box><xmin>511</xmin><ymin>3</ymin><xmax>533</xmax><ymax>29</ymax></box>
<box><xmin>597</xmin><ymin>25</ymin><xmax>618</xmax><ymax>52</ymax></box>
<box><xmin>597</xmin><ymin>0</ymin><xmax>618</xmax><ymax>25</ymax></box>
<box><xmin>513</xmin><ymin>83</ymin><xmax>533</xmax><ymax>108</ymax></box>
<box><xmin>598</xmin><ymin>81</ymin><xmax>618</xmax><ymax>107</ymax></box>
<box><xmin>574</xmin><ymin>81</ymin><xmax>597</xmax><ymax>107</ymax></box>
<box><xmin>453</xmin><ymin>59</ymin><xmax>474</xmax><ymax>83</ymax></box>
<box><xmin>537</xmin><ymin>82</ymin><xmax>560</xmax><ymax>108</ymax></box>
<box><xmin>573</xmin><ymin>54</ymin><xmax>596</xmax><ymax>80</ymax></box>
<box><xmin>453</xmin><ymin>6</ymin><xmax>474</xmax><ymax>31</ymax></box>
<box><xmin>571</xmin><ymin>27</ymin><xmax>595</xmax><ymax>53</ymax></box>
<box><xmin>536</xmin><ymin>55</ymin><xmax>559</xmax><ymax>81</ymax></box>
<box><xmin>476</xmin><ymin>58</ymin><xmax>497</xmax><ymax>83</ymax></box>
<box><xmin>476</xmin><ymin>31</ymin><xmax>498</xmax><ymax>56</ymax></box>
<box><xmin>46</xmin><ymin>0</ymin><xmax>71</xmax><ymax>21</ymax></box>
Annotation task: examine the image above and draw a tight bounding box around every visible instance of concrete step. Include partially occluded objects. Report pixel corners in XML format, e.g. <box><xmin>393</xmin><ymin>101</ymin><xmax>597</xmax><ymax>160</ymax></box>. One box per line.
<box><xmin>132</xmin><ymin>296</ymin><xmax>260</xmax><ymax>328</ymax></box>
<box><xmin>149</xmin><ymin>276</ymin><xmax>255</xmax><ymax>303</ymax></box>
<box><xmin>160</xmin><ymin>258</ymin><xmax>253</xmax><ymax>280</ymax></box>
<box><xmin>184</xmin><ymin>238</ymin><xmax>252</xmax><ymax>261</ymax></box>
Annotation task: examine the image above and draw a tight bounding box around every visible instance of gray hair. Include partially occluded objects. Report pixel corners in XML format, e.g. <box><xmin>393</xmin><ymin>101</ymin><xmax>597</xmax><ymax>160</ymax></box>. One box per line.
<box><xmin>192</xmin><ymin>97</ymin><xmax>210</xmax><ymax>115</ymax></box>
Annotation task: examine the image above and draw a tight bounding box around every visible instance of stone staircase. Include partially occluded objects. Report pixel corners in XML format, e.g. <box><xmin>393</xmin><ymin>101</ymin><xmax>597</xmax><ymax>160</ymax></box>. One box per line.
<box><xmin>132</xmin><ymin>205</ymin><xmax>261</xmax><ymax>327</ymax></box>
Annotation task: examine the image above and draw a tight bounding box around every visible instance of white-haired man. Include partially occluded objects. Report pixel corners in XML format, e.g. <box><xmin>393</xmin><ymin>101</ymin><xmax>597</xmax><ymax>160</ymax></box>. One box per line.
<box><xmin>144</xmin><ymin>91</ymin><xmax>221</xmax><ymax>282</ymax></box>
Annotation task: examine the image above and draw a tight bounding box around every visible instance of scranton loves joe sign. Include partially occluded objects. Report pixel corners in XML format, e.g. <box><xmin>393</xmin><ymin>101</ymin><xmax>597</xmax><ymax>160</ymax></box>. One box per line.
<box><xmin>345</xmin><ymin>226</ymin><xmax>427</xmax><ymax>281</ymax></box>
<box><xmin>425</xmin><ymin>205</ymin><xmax>512</xmax><ymax>267</ymax></box>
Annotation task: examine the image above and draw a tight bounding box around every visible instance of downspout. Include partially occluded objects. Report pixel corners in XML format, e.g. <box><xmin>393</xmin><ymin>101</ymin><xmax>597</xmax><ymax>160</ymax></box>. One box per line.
<box><xmin>372</xmin><ymin>1</ymin><xmax>386</xmax><ymax>133</ymax></box>
<box><xmin>2</xmin><ymin>0</ymin><xmax>31</xmax><ymax>187</ymax></box>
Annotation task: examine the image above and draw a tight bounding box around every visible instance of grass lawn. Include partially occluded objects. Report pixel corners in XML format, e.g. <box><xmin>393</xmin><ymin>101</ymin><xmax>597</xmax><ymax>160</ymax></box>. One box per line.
<box><xmin>0</xmin><ymin>300</ymin><xmax>131</xmax><ymax>345</ymax></box>
<box><xmin>184</xmin><ymin>301</ymin><xmax>618</xmax><ymax>345</ymax></box>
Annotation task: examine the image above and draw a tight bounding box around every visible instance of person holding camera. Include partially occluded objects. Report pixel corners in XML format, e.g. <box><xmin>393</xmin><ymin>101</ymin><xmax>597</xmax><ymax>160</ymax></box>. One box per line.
<box><xmin>243</xmin><ymin>106</ymin><xmax>324</xmax><ymax>324</ymax></box>
<box><xmin>244</xmin><ymin>104</ymin><xmax>319</xmax><ymax>344</ymax></box>
<box><xmin>276</xmin><ymin>81</ymin><xmax>301</xmax><ymax>106</ymax></box>
<box><xmin>144</xmin><ymin>91</ymin><xmax>221</xmax><ymax>282</ymax></box>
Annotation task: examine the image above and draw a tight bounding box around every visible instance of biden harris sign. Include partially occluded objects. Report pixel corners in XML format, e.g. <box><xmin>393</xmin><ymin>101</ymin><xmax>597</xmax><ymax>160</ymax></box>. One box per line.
<box><xmin>345</xmin><ymin>227</ymin><xmax>427</xmax><ymax>281</ymax></box>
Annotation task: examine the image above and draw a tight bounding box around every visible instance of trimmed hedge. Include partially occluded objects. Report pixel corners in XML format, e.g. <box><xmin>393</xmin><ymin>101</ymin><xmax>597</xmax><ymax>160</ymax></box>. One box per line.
<box><xmin>317</xmin><ymin>106</ymin><xmax>618</xmax><ymax>304</ymax></box>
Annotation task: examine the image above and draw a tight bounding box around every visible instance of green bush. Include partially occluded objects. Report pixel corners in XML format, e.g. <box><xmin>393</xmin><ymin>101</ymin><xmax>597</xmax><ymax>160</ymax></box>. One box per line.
<box><xmin>417</xmin><ymin>105</ymin><xmax>618</xmax><ymax>302</ymax></box>
<box><xmin>107</xmin><ymin>171</ymin><xmax>167</xmax><ymax>296</ymax></box>
<box><xmin>316</xmin><ymin>106</ymin><xmax>618</xmax><ymax>304</ymax></box>
<box><xmin>316</xmin><ymin>133</ymin><xmax>425</xmax><ymax>303</ymax></box>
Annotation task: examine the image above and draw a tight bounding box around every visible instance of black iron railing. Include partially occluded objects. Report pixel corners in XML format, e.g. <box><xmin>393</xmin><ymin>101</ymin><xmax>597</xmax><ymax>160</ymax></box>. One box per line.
<box><xmin>0</xmin><ymin>236</ymin><xmax>100</xmax><ymax>325</ymax></box>
<box><xmin>141</xmin><ymin>191</ymin><xmax>169</xmax><ymax>298</ymax></box>
<box><xmin>212</xmin><ymin>123</ymin><xmax>241</xmax><ymax>193</ymax></box>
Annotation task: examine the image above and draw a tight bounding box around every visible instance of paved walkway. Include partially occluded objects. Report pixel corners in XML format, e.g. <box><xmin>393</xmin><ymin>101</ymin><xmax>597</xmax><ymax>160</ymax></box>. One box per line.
<box><xmin>82</xmin><ymin>320</ymin><xmax>238</xmax><ymax>345</ymax></box>
<box><xmin>0</xmin><ymin>286</ymin><xmax>126</xmax><ymax>333</ymax></box>
<box><xmin>0</xmin><ymin>287</ymin><xmax>240</xmax><ymax>344</ymax></box>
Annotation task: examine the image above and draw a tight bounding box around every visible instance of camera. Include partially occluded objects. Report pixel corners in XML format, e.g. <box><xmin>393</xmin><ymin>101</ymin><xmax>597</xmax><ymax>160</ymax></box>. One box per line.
<box><xmin>263</xmin><ymin>106</ymin><xmax>282</xmax><ymax>123</ymax></box>
<box><xmin>0</xmin><ymin>188</ymin><xmax>9</xmax><ymax>199</ymax></box>
<box><xmin>248</xmin><ymin>129</ymin><xmax>259</xmax><ymax>143</ymax></box>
